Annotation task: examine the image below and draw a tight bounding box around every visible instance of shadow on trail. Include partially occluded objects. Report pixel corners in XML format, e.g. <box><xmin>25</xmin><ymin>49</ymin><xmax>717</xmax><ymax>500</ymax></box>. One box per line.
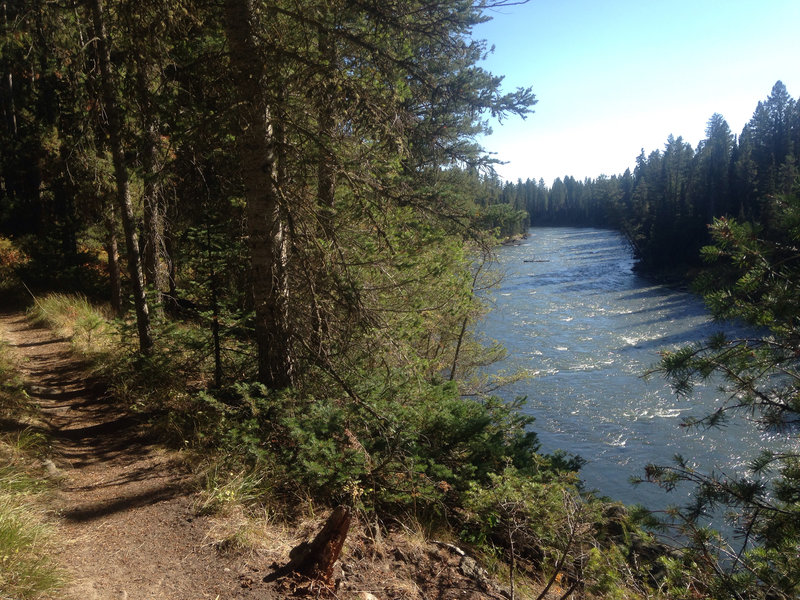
<box><xmin>49</xmin><ymin>409</ymin><xmax>173</xmax><ymax>468</ymax></box>
<box><xmin>26</xmin><ymin>386</ymin><xmax>90</xmax><ymax>401</ymax></box>
<box><xmin>1</xmin><ymin>313</ymin><xmax>195</xmax><ymax>524</ymax></box>
<box><xmin>54</xmin><ymin>414</ymin><xmax>141</xmax><ymax>443</ymax></box>
<box><xmin>14</xmin><ymin>337</ymin><xmax>70</xmax><ymax>348</ymax></box>
<box><xmin>67</xmin><ymin>459</ymin><xmax>188</xmax><ymax>493</ymax></box>
<box><xmin>60</xmin><ymin>482</ymin><xmax>188</xmax><ymax>523</ymax></box>
<box><xmin>0</xmin><ymin>416</ymin><xmax>45</xmax><ymax>436</ymax></box>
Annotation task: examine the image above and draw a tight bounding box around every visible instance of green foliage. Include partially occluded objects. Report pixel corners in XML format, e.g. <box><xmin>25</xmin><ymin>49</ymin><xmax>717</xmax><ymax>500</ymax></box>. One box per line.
<box><xmin>185</xmin><ymin>379</ymin><xmax>546</xmax><ymax>516</ymax></box>
<box><xmin>0</xmin><ymin>237</ymin><xmax>29</xmax><ymax>305</ymax></box>
<box><xmin>473</xmin><ymin>203</ymin><xmax>529</xmax><ymax>240</ymax></box>
<box><xmin>643</xmin><ymin>184</ymin><xmax>800</xmax><ymax>599</ymax></box>
<box><xmin>171</xmin><ymin>373</ymin><xmax>654</xmax><ymax>597</ymax></box>
<box><xmin>463</xmin><ymin>465</ymin><xmax>634</xmax><ymax>599</ymax></box>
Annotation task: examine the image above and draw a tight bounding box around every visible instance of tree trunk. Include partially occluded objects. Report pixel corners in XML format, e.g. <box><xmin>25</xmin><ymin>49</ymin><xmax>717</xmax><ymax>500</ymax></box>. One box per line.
<box><xmin>223</xmin><ymin>0</ymin><xmax>293</xmax><ymax>388</ymax></box>
<box><xmin>89</xmin><ymin>0</ymin><xmax>152</xmax><ymax>354</ymax></box>
<box><xmin>135</xmin><ymin>60</ymin><xmax>167</xmax><ymax>305</ymax></box>
<box><xmin>316</xmin><ymin>24</ymin><xmax>337</xmax><ymax>241</ymax></box>
<box><xmin>105</xmin><ymin>200</ymin><xmax>122</xmax><ymax>315</ymax></box>
<box><xmin>206</xmin><ymin>221</ymin><xmax>222</xmax><ymax>388</ymax></box>
<box><xmin>1</xmin><ymin>3</ymin><xmax>18</xmax><ymax>138</ymax></box>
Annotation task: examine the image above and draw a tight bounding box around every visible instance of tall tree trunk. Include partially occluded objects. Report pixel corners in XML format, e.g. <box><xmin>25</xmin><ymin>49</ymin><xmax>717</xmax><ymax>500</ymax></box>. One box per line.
<box><xmin>316</xmin><ymin>25</ymin><xmax>337</xmax><ymax>240</ymax></box>
<box><xmin>105</xmin><ymin>200</ymin><xmax>122</xmax><ymax>315</ymax></box>
<box><xmin>224</xmin><ymin>0</ymin><xmax>293</xmax><ymax>388</ymax></box>
<box><xmin>135</xmin><ymin>60</ymin><xmax>167</xmax><ymax>305</ymax></box>
<box><xmin>1</xmin><ymin>3</ymin><xmax>18</xmax><ymax>138</ymax></box>
<box><xmin>89</xmin><ymin>0</ymin><xmax>152</xmax><ymax>354</ymax></box>
<box><xmin>206</xmin><ymin>221</ymin><xmax>222</xmax><ymax>388</ymax></box>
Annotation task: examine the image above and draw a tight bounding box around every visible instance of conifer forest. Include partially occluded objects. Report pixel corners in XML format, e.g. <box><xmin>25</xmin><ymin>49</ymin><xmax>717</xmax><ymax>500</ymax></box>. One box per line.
<box><xmin>0</xmin><ymin>1</ymin><xmax>798</xmax><ymax>599</ymax></box>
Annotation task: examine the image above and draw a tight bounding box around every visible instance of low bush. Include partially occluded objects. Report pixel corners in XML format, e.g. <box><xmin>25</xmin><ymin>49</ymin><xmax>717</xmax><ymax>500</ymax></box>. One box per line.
<box><xmin>0</xmin><ymin>236</ymin><xmax>30</xmax><ymax>306</ymax></box>
<box><xmin>184</xmin><ymin>379</ymin><xmax>550</xmax><ymax>518</ymax></box>
<box><xmin>463</xmin><ymin>465</ymin><xmax>643</xmax><ymax>599</ymax></box>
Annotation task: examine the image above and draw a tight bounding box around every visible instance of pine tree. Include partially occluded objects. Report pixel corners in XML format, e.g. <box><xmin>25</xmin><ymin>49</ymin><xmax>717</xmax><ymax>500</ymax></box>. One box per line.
<box><xmin>697</xmin><ymin>113</ymin><xmax>734</xmax><ymax>221</ymax></box>
<box><xmin>89</xmin><ymin>0</ymin><xmax>153</xmax><ymax>354</ymax></box>
<box><xmin>646</xmin><ymin>186</ymin><xmax>800</xmax><ymax>599</ymax></box>
<box><xmin>221</xmin><ymin>0</ymin><xmax>535</xmax><ymax>389</ymax></box>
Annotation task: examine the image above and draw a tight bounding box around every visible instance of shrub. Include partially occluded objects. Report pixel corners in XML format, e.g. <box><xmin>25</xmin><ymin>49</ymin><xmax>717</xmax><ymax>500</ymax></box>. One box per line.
<box><xmin>0</xmin><ymin>236</ymin><xmax>30</xmax><ymax>305</ymax></box>
<box><xmin>183</xmin><ymin>378</ymin><xmax>553</xmax><ymax>520</ymax></box>
<box><xmin>464</xmin><ymin>465</ymin><xmax>634</xmax><ymax>599</ymax></box>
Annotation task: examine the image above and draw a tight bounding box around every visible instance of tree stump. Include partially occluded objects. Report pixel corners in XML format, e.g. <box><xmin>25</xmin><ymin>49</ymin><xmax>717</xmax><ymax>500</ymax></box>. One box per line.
<box><xmin>279</xmin><ymin>505</ymin><xmax>352</xmax><ymax>585</ymax></box>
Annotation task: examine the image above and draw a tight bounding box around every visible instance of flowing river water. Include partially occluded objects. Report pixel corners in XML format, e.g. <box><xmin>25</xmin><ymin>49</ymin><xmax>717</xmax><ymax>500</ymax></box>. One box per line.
<box><xmin>479</xmin><ymin>227</ymin><xmax>788</xmax><ymax>509</ymax></box>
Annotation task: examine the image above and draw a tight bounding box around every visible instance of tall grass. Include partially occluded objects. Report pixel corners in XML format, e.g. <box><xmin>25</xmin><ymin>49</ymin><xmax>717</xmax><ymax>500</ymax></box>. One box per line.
<box><xmin>25</xmin><ymin>292</ymin><xmax>220</xmax><ymax>436</ymax></box>
<box><xmin>27</xmin><ymin>293</ymin><xmax>114</xmax><ymax>355</ymax></box>
<box><xmin>0</xmin><ymin>486</ymin><xmax>62</xmax><ymax>599</ymax></box>
<box><xmin>0</xmin><ymin>343</ymin><xmax>26</xmax><ymax>416</ymax></box>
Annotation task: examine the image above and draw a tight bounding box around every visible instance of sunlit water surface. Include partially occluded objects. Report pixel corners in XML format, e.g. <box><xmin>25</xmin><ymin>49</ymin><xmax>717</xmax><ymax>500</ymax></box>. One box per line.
<box><xmin>479</xmin><ymin>227</ymin><xmax>792</xmax><ymax>509</ymax></box>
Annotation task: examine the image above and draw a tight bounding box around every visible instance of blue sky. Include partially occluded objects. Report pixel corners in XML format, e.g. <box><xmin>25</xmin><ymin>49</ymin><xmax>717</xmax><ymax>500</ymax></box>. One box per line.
<box><xmin>473</xmin><ymin>0</ymin><xmax>800</xmax><ymax>186</ymax></box>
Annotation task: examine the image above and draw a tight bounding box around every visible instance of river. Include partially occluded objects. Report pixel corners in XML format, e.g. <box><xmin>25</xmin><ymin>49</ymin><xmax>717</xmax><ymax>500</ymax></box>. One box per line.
<box><xmin>479</xmin><ymin>227</ymin><xmax>787</xmax><ymax>509</ymax></box>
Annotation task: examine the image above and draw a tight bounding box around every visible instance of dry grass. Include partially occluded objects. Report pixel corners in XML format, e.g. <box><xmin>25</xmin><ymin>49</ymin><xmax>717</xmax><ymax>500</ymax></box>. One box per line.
<box><xmin>27</xmin><ymin>293</ymin><xmax>114</xmax><ymax>355</ymax></box>
<box><xmin>0</xmin><ymin>431</ymin><xmax>62</xmax><ymax>598</ymax></box>
<box><xmin>0</xmin><ymin>323</ymin><xmax>63</xmax><ymax>598</ymax></box>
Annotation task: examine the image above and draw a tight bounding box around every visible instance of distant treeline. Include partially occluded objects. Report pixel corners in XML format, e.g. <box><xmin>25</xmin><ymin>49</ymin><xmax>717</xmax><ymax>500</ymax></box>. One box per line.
<box><xmin>479</xmin><ymin>81</ymin><xmax>800</xmax><ymax>272</ymax></box>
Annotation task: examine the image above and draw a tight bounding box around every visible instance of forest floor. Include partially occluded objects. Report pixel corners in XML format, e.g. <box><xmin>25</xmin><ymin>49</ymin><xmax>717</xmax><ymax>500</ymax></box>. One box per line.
<box><xmin>0</xmin><ymin>311</ymin><xmax>514</xmax><ymax>600</ymax></box>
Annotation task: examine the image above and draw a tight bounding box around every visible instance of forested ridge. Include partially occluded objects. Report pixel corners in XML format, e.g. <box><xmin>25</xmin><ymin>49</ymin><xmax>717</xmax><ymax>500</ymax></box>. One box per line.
<box><xmin>483</xmin><ymin>81</ymin><xmax>800</xmax><ymax>274</ymax></box>
<box><xmin>0</xmin><ymin>1</ymin><xmax>798</xmax><ymax>599</ymax></box>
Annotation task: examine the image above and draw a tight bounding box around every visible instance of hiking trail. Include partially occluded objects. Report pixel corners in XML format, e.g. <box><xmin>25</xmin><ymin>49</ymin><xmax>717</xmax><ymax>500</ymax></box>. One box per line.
<box><xmin>0</xmin><ymin>312</ymin><xmax>275</xmax><ymax>600</ymax></box>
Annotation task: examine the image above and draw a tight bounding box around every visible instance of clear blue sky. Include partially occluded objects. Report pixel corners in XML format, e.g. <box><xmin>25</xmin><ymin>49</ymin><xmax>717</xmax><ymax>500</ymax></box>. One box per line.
<box><xmin>473</xmin><ymin>0</ymin><xmax>800</xmax><ymax>186</ymax></box>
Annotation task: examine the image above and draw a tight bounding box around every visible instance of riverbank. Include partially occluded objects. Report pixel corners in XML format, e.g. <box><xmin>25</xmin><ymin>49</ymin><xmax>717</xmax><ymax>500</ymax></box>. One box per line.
<box><xmin>500</xmin><ymin>232</ymin><xmax>530</xmax><ymax>246</ymax></box>
<box><xmin>1</xmin><ymin>293</ymin><xmax>678</xmax><ymax>599</ymax></box>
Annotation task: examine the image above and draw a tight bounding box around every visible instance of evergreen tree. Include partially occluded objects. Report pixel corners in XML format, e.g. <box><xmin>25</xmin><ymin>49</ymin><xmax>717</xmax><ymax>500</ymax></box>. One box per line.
<box><xmin>521</xmin><ymin>83</ymin><xmax>798</xmax><ymax>277</ymax></box>
<box><xmin>89</xmin><ymin>0</ymin><xmax>153</xmax><ymax>354</ymax></box>
<box><xmin>221</xmin><ymin>0</ymin><xmax>536</xmax><ymax>388</ymax></box>
<box><xmin>645</xmin><ymin>186</ymin><xmax>800</xmax><ymax>599</ymax></box>
<box><xmin>697</xmin><ymin>113</ymin><xmax>734</xmax><ymax>220</ymax></box>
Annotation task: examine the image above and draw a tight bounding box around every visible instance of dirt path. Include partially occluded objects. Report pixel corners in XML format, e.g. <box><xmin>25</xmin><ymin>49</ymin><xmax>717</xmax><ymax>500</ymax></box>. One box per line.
<box><xmin>0</xmin><ymin>313</ymin><xmax>275</xmax><ymax>600</ymax></box>
<box><xmin>0</xmin><ymin>311</ymin><xmax>515</xmax><ymax>600</ymax></box>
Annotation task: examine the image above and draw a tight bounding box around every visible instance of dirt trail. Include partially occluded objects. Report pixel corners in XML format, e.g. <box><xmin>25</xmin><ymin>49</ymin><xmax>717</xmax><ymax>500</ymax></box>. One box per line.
<box><xmin>0</xmin><ymin>311</ymin><xmax>514</xmax><ymax>600</ymax></box>
<box><xmin>0</xmin><ymin>313</ymin><xmax>274</xmax><ymax>600</ymax></box>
